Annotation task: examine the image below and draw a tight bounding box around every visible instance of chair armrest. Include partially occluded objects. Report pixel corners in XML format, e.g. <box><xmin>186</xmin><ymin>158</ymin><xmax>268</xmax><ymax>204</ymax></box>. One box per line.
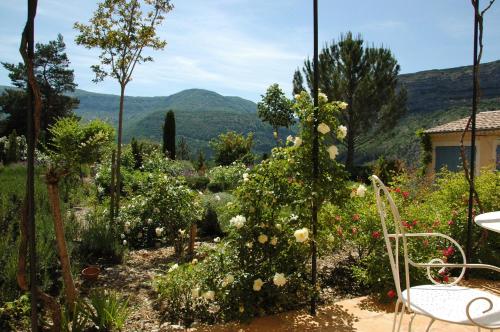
<box><xmin>466</xmin><ymin>297</ymin><xmax>500</xmax><ymax>330</ymax></box>
<box><xmin>387</xmin><ymin>232</ymin><xmax>500</xmax><ymax>284</ymax></box>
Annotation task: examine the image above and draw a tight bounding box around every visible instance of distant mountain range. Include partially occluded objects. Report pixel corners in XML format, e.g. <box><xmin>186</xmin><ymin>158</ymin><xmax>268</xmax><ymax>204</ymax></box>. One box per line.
<box><xmin>1</xmin><ymin>59</ymin><xmax>499</xmax><ymax>164</ymax></box>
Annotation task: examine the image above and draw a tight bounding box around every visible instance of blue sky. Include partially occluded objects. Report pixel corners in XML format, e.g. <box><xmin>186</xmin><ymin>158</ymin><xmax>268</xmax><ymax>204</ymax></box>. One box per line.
<box><xmin>1</xmin><ymin>0</ymin><xmax>499</xmax><ymax>101</ymax></box>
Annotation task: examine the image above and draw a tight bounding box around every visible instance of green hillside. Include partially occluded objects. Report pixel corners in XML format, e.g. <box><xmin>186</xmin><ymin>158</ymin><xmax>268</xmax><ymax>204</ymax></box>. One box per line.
<box><xmin>2</xmin><ymin>60</ymin><xmax>500</xmax><ymax>163</ymax></box>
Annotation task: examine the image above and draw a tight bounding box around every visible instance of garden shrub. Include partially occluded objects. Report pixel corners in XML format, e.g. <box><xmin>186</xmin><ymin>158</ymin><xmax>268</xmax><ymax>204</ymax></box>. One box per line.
<box><xmin>185</xmin><ymin>176</ymin><xmax>210</xmax><ymax>191</ymax></box>
<box><xmin>207</xmin><ymin>163</ymin><xmax>247</xmax><ymax>191</ymax></box>
<box><xmin>119</xmin><ymin>174</ymin><xmax>202</xmax><ymax>249</ymax></box>
<box><xmin>201</xmin><ymin>192</ymin><xmax>237</xmax><ymax>233</ymax></box>
<box><xmin>323</xmin><ymin>169</ymin><xmax>500</xmax><ymax>300</ymax></box>
<box><xmin>155</xmin><ymin>91</ymin><xmax>349</xmax><ymax>325</ymax></box>
<box><xmin>207</xmin><ymin>182</ymin><xmax>224</xmax><ymax>193</ymax></box>
<box><xmin>199</xmin><ymin>206</ymin><xmax>223</xmax><ymax>237</ymax></box>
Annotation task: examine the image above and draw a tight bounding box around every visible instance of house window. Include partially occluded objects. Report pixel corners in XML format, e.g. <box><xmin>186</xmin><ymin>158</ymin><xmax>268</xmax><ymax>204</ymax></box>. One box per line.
<box><xmin>435</xmin><ymin>146</ymin><xmax>472</xmax><ymax>172</ymax></box>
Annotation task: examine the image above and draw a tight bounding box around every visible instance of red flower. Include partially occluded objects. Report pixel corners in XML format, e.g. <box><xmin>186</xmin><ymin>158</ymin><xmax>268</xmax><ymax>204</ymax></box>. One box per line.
<box><xmin>352</xmin><ymin>214</ymin><xmax>360</xmax><ymax>221</ymax></box>
<box><xmin>402</xmin><ymin>191</ymin><xmax>410</xmax><ymax>199</ymax></box>
<box><xmin>387</xmin><ymin>290</ymin><xmax>396</xmax><ymax>299</ymax></box>
<box><xmin>443</xmin><ymin>275</ymin><xmax>449</xmax><ymax>283</ymax></box>
<box><xmin>443</xmin><ymin>246</ymin><xmax>455</xmax><ymax>257</ymax></box>
<box><xmin>394</xmin><ymin>188</ymin><xmax>401</xmax><ymax>194</ymax></box>
<box><xmin>337</xmin><ymin>227</ymin><xmax>343</xmax><ymax>236</ymax></box>
<box><xmin>372</xmin><ymin>231</ymin><xmax>381</xmax><ymax>239</ymax></box>
<box><xmin>351</xmin><ymin>227</ymin><xmax>358</xmax><ymax>235</ymax></box>
<box><xmin>412</xmin><ymin>220</ymin><xmax>418</xmax><ymax>227</ymax></box>
<box><xmin>335</xmin><ymin>215</ymin><xmax>342</xmax><ymax>222</ymax></box>
<box><xmin>447</xmin><ymin>220</ymin><xmax>454</xmax><ymax>226</ymax></box>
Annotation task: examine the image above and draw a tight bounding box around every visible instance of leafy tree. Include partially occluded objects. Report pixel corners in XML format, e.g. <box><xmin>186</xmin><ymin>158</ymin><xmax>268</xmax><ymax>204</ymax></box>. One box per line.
<box><xmin>177</xmin><ymin>136</ymin><xmax>190</xmax><ymax>160</ymax></box>
<box><xmin>74</xmin><ymin>0</ymin><xmax>173</xmax><ymax>215</ymax></box>
<box><xmin>163</xmin><ymin>110</ymin><xmax>176</xmax><ymax>159</ymax></box>
<box><xmin>130</xmin><ymin>137</ymin><xmax>143</xmax><ymax>169</ymax></box>
<box><xmin>294</xmin><ymin>32</ymin><xmax>407</xmax><ymax>172</ymax></box>
<box><xmin>5</xmin><ymin>130</ymin><xmax>19</xmax><ymax>165</ymax></box>
<box><xmin>257</xmin><ymin>84</ymin><xmax>294</xmax><ymax>145</ymax></box>
<box><xmin>0</xmin><ymin>34</ymin><xmax>79</xmax><ymax>137</ymax></box>
<box><xmin>210</xmin><ymin>131</ymin><xmax>254</xmax><ymax>166</ymax></box>
<box><xmin>196</xmin><ymin>150</ymin><xmax>206</xmax><ymax>172</ymax></box>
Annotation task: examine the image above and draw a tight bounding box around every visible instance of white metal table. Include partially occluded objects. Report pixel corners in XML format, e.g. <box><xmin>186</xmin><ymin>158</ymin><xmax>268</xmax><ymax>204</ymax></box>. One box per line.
<box><xmin>474</xmin><ymin>211</ymin><xmax>500</xmax><ymax>233</ymax></box>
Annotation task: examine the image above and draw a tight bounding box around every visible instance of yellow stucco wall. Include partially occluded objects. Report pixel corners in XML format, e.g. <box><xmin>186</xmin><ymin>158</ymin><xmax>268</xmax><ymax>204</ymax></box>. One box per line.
<box><xmin>428</xmin><ymin>130</ymin><xmax>500</xmax><ymax>174</ymax></box>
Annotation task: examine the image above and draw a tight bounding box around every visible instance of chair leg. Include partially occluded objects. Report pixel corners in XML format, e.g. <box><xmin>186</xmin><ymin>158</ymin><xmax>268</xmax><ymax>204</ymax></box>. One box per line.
<box><xmin>425</xmin><ymin>318</ymin><xmax>435</xmax><ymax>332</ymax></box>
<box><xmin>392</xmin><ymin>299</ymin><xmax>402</xmax><ymax>332</ymax></box>
<box><xmin>408</xmin><ymin>313</ymin><xmax>416</xmax><ymax>332</ymax></box>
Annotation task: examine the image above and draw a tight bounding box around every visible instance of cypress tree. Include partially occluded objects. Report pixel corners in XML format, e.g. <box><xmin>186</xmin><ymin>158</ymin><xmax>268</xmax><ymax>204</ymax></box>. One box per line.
<box><xmin>163</xmin><ymin>110</ymin><xmax>176</xmax><ymax>159</ymax></box>
<box><xmin>6</xmin><ymin>130</ymin><xmax>19</xmax><ymax>165</ymax></box>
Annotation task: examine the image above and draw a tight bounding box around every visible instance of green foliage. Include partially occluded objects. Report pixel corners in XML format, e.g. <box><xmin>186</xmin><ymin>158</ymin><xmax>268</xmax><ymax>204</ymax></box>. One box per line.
<box><xmin>185</xmin><ymin>176</ymin><xmax>209</xmax><ymax>191</ymax></box>
<box><xmin>155</xmin><ymin>91</ymin><xmax>349</xmax><ymax>325</ymax></box>
<box><xmin>326</xmin><ymin>169</ymin><xmax>500</xmax><ymax>299</ymax></box>
<box><xmin>0</xmin><ymin>165</ymin><xmax>81</xmax><ymax>306</ymax></box>
<box><xmin>83</xmin><ymin>289</ymin><xmax>130</xmax><ymax>331</ymax></box>
<box><xmin>119</xmin><ymin>174</ymin><xmax>202</xmax><ymax>248</ymax></box>
<box><xmin>196</xmin><ymin>150</ymin><xmax>206</xmax><ymax>172</ymax></box>
<box><xmin>163</xmin><ymin>110</ymin><xmax>176</xmax><ymax>159</ymax></box>
<box><xmin>0</xmin><ymin>34</ymin><xmax>79</xmax><ymax>137</ymax></box>
<box><xmin>47</xmin><ymin>117</ymin><xmax>115</xmax><ymax>171</ymax></box>
<box><xmin>416</xmin><ymin>129</ymin><xmax>432</xmax><ymax>175</ymax></box>
<box><xmin>210</xmin><ymin>131</ymin><xmax>254</xmax><ymax>166</ymax></box>
<box><xmin>130</xmin><ymin>137</ymin><xmax>143</xmax><ymax>170</ymax></box>
<box><xmin>78</xmin><ymin>210</ymin><xmax>125</xmax><ymax>264</ymax></box>
<box><xmin>372</xmin><ymin>156</ymin><xmax>404</xmax><ymax>184</ymax></box>
<box><xmin>0</xmin><ymin>294</ymin><xmax>30</xmax><ymax>331</ymax></box>
<box><xmin>207</xmin><ymin>163</ymin><xmax>247</xmax><ymax>191</ymax></box>
<box><xmin>5</xmin><ymin>130</ymin><xmax>19</xmax><ymax>165</ymax></box>
<box><xmin>257</xmin><ymin>83</ymin><xmax>294</xmax><ymax>143</ymax></box>
<box><xmin>177</xmin><ymin>136</ymin><xmax>190</xmax><ymax>160</ymax></box>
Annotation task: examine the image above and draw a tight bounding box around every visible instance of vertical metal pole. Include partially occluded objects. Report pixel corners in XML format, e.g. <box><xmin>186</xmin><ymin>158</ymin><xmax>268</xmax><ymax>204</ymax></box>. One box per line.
<box><xmin>26</xmin><ymin>0</ymin><xmax>38</xmax><ymax>329</ymax></box>
<box><xmin>466</xmin><ymin>0</ymin><xmax>479</xmax><ymax>269</ymax></box>
<box><xmin>310</xmin><ymin>0</ymin><xmax>319</xmax><ymax>316</ymax></box>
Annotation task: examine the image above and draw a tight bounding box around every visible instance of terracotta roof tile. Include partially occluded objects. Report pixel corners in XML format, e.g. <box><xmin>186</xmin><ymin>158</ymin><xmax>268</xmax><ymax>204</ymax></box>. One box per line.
<box><xmin>424</xmin><ymin>110</ymin><xmax>500</xmax><ymax>134</ymax></box>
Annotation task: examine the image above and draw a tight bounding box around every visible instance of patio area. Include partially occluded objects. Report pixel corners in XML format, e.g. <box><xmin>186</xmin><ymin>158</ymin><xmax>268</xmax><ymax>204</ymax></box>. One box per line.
<box><xmin>197</xmin><ymin>280</ymin><xmax>499</xmax><ymax>332</ymax></box>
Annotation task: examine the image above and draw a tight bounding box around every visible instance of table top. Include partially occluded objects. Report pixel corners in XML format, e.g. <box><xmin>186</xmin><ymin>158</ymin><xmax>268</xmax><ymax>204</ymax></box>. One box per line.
<box><xmin>475</xmin><ymin>211</ymin><xmax>500</xmax><ymax>233</ymax></box>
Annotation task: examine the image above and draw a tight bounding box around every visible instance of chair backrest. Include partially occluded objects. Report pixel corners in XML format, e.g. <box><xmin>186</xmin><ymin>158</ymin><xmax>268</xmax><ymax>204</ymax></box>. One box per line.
<box><xmin>371</xmin><ymin>175</ymin><xmax>411</xmax><ymax>303</ymax></box>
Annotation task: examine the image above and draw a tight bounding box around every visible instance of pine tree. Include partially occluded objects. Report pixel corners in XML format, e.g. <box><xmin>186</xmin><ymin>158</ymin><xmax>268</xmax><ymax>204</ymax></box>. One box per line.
<box><xmin>196</xmin><ymin>150</ymin><xmax>206</xmax><ymax>172</ymax></box>
<box><xmin>163</xmin><ymin>110</ymin><xmax>176</xmax><ymax>159</ymax></box>
<box><xmin>130</xmin><ymin>137</ymin><xmax>142</xmax><ymax>170</ymax></box>
<box><xmin>177</xmin><ymin>136</ymin><xmax>190</xmax><ymax>160</ymax></box>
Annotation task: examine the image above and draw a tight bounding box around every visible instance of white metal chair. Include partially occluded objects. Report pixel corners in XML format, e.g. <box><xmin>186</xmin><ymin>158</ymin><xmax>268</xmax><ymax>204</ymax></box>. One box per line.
<box><xmin>371</xmin><ymin>175</ymin><xmax>500</xmax><ymax>331</ymax></box>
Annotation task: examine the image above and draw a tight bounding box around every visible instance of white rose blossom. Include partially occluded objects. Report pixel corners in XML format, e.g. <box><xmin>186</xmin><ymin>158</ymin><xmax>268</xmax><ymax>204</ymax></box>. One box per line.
<box><xmin>122</xmin><ymin>240</ymin><xmax>127</xmax><ymax>245</ymax></box>
<box><xmin>294</xmin><ymin>228</ymin><xmax>309</xmax><ymax>243</ymax></box>
<box><xmin>253</xmin><ymin>278</ymin><xmax>264</xmax><ymax>291</ymax></box>
<box><xmin>318</xmin><ymin>92</ymin><xmax>328</xmax><ymax>102</ymax></box>
<box><xmin>155</xmin><ymin>227</ymin><xmax>163</xmax><ymax>237</ymax></box>
<box><xmin>317</xmin><ymin>123</ymin><xmax>330</xmax><ymax>134</ymax></box>
<box><xmin>202</xmin><ymin>290</ymin><xmax>215</xmax><ymax>301</ymax></box>
<box><xmin>294</xmin><ymin>137</ymin><xmax>302</xmax><ymax>147</ymax></box>
<box><xmin>230</xmin><ymin>215</ymin><xmax>246</xmax><ymax>229</ymax></box>
<box><xmin>168</xmin><ymin>263</ymin><xmax>178</xmax><ymax>273</ymax></box>
<box><xmin>327</xmin><ymin>145</ymin><xmax>338</xmax><ymax>160</ymax></box>
<box><xmin>270</xmin><ymin>236</ymin><xmax>278</xmax><ymax>246</ymax></box>
<box><xmin>243</xmin><ymin>173</ymin><xmax>249</xmax><ymax>182</ymax></box>
<box><xmin>273</xmin><ymin>273</ymin><xmax>287</xmax><ymax>287</ymax></box>
<box><xmin>356</xmin><ymin>184</ymin><xmax>367</xmax><ymax>198</ymax></box>
<box><xmin>222</xmin><ymin>274</ymin><xmax>235</xmax><ymax>287</ymax></box>
<box><xmin>257</xmin><ymin>234</ymin><xmax>268</xmax><ymax>244</ymax></box>
<box><xmin>337</xmin><ymin>125</ymin><xmax>347</xmax><ymax>139</ymax></box>
<box><xmin>338</xmin><ymin>101</ymin><xmax>348</xmax><ymax>110</ymax></box>
<box><xmin>286</xmin><ymin>135</ymin><xmax>294</xmax><ymax>144</ymax></box>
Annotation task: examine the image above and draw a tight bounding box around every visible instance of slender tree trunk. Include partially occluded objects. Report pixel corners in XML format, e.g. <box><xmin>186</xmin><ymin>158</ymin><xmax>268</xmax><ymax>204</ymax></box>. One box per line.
<box><xmin>109</xmin><ymin>150</ymin><xmax>116</xmax><ymax>223</ymax></box>
<box><xmin>115</xmin><ymin>83</ymin><xmax>126</xmax><ymax>216</ymax></box>
<box><xmin>46</xmin><ymin>170</ymin><xmax>77</xmax><ymax>307</ymax></box>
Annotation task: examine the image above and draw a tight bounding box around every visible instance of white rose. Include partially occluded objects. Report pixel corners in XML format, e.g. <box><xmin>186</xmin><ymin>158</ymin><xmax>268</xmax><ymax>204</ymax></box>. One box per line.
<box><xmin>327</xmin><ymin>145</ymin><xmax>338</xmax><ymax>160</ymax></box>
<box><xmin>147</xmin><ymin>218</ymin><xmax>153</xmax><ymax>225</ymax></box>
<box><xmin>337</xmin><ymin>125</ymin><xmax>347</xmax><ymax>139</ymax></box>
<box><xmin>338</xmin><ymin>101</ymin><xmax>348</xmax><ymax>110</ymax></box>
<box><xmin>317</xmin><ymin>123</ymin><xmax>330</xmax><ymax>134</ymax></box>
<box><xmin>191</xmin><ymin>288</ymin><xmax>200</xmax><ymax>298</ymax></box>
<box><xmin>273</xmin><ymin>131</ymin><xmax>278</xmax><ymax>138</ymax></box>
<box><xmin>257</xmin><ymin>234</ymin><xmax>268</xmax><ymax>244</ymax></box>
<box><xmin>222</xmin><ymin>274</ymin><xmax>235</xmax><ymax>287</ymax></box>
<box><xmin>246</xmin><ymin>242</ymin><xmax>253</xmax><ymax>248</ymax></box>
<box><xmin>356</xmin><ymin>184</ymin><xmax>367</xmax><ymax>198</ymax></box>
<box><xmin>318</xmin><ymin>92</ymin><xmax>328</xmax><ymax>102</ymax></box>
<box><xmin>253</xmin><ymin>278</ymin><xmax>264</xmax><ymax>291</ymax></box>
<box><xmin>229</xmin><ymin>215</ymin><xmax>246</xmax><ymax>229</ymax></box>
<box><xmin>294</xmin><ymin>137</ymin><xmax>302</xmax><ymax>147</ymax></box>
<box><xmin>120</xmin><ymin>233</ymin><xmax>125</xmax><ymax>239</ymax></box>
<box><xmin>286</xmin><ymin>135</ymin><xmax>294</xmax><ymax>144</ymax></box>
<box><xmin>273</xmin><ymin>273</ymin><xmax>287</xmax><ymax>287</ymax></box>
<box><xmin>202</xmin><ymin>290</ymin><xmax>215</xmax><ymax>301</ymax></box>
<box><xmin>122</xmin><ymin>240</ymin><xmax>127</xmax><ymax>245</ymax></box>
<box><xmin>178</xmin><ymin>229</ymin><xmax>186</xmax><ymax>236</ymax></box>
<box><xmin>168</xmin><ymin>263</ymin><xmax>178</xmax><ymax>273</ymax></box>
<box><xmin>294</xmin><ymin>228</ymin><xmax>309</xmax><ymax>243</ymax></box>
<box><xmin>243</xmin><ymin>173</ymin><xmax>249</xmax><ymax>182</ymax></box>
<box><xmin>215</xmin><ymin>194</ymin><xmax>221</xmax><ymax>201</ymax></box>
<box><xmin>191</xmin><ymin>258</ymin><xmax>198</xmax><ymax>264</ymax></box>
<box><xmin>214</xmin><ymin>237</ymin><xmax>221</xmax><ymax>243</ymax></box>
<box><xmin>155</xmin><ymin>227</ymin><xmax>163</xmax><ymax>237</ymax></box>
<box><xmin>270</xmin><ymin>236</ymin><xmax>278</xmax><ymax>246</ymax></box>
